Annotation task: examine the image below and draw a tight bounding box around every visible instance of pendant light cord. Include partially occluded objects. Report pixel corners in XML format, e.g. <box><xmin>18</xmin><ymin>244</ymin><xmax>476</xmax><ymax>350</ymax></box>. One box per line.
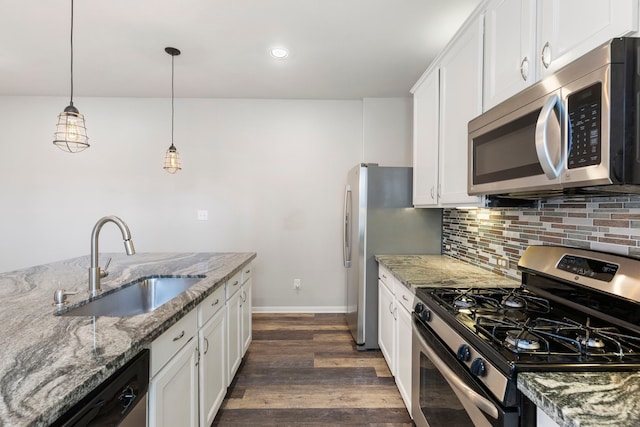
<box><xmin>70</xmin><ymin>0</ymin><xmax>74</xmax><ymax>105</ymax></box>
<box><xmin>171</xmin><ymin>53</ymin><xmax>175</xmax><ymax>146</ymax></box>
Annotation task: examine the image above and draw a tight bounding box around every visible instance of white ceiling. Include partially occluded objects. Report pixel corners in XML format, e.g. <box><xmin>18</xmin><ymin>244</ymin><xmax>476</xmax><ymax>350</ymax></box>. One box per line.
<box><xmin>0</xmin><ymin>0</ymin><xmax>480</xmax><ymax>99</ymax></box>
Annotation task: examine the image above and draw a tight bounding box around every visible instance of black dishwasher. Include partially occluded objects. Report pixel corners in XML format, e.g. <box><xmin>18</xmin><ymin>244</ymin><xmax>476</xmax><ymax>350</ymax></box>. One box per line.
<box><xmin>51</xmin><ymin>349</ymin><xmax>149</xmax><ymax>427</ymax></box>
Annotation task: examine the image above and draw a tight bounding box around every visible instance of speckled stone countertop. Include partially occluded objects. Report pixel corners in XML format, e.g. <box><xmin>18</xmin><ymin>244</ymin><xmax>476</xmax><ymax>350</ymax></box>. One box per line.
<box><xmin>375</xmin><ymin>254</ymin><xmax>519</xmax><ymax>289</ymax></box>
<box><xmin>518</xmin><ymin>371</ymin><xmax>640</xmax><ymax>427</ymax></box>
<box><xmin>0</xmin><ymin>252</ymin><xmax>255</xmax><ymax>426</ymax></box>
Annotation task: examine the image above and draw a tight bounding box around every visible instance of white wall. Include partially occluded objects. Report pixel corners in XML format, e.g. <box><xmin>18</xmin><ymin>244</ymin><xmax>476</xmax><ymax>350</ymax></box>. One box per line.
<box><xmin>362</xmin><ymin>97</ymin><xmax>412</xmax><ymax>166</ymax></box>
<box><xmin>0</xmin><ymin>95</ymin><xmax>412</xmax><ymax>311</ymax></box>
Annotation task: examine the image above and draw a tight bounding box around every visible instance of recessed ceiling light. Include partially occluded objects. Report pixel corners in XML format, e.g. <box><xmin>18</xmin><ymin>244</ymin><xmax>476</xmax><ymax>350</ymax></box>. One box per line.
<box><xmin>270</xmin><ymin>47</ymin><xmax>289</xmax><ymax>59</ymax></box>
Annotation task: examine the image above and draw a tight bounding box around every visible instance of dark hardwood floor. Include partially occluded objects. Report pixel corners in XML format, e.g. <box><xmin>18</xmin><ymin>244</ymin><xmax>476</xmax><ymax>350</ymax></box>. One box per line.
<box><xmin>212</xmin><ymin>313</ymin><xmax>414</xmax><ymax>426</ymax></box>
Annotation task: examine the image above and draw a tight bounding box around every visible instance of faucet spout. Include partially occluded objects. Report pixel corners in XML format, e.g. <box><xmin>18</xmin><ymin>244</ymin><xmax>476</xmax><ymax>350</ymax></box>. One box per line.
<box><xmin>89</xmin><ymin>215</ymin><xmax>136</xmax><ymax>296</ymax></box>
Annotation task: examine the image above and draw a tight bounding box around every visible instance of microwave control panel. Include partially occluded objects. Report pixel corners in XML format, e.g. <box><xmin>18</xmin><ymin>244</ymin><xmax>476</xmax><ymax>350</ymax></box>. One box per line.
<box><xmin>567</xmin><ymin>82</ymin><xmax>602</xmax><ymax>169</ymax></box>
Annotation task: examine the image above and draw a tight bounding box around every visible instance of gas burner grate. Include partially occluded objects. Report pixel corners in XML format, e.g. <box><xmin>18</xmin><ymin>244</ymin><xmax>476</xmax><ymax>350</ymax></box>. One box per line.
<box><xmin>475</xmin><ymin>315</ymin><xmax>640</xmax><ymax>362</ymax></box>
<box><xmin>430</xmin><ymin>288</ymin><xmax>550</xmax><ymax>319</ymax></box>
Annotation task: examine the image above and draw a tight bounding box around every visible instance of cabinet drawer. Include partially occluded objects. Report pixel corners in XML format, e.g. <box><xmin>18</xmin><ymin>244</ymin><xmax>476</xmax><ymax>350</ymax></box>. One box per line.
<box><xmin>198</xmin><ymin>284</ymin><xmax>225</xmax><ymax>327</ymax></box>
<box><xmin>379</xmin><ymin>265</ymin><xmax>393</xmax><ymax>286</ymax></box>
<box><xmin>151</xmin><ymin>309</ymin><xmax>197</xmax><ymax>377</ymax></box>
<box><xmin>241</xmin><ymin>262</ymin><xmax>253</xmax><ymax>284</ymax></box>
<box><xmin>395</xmin><ymin>282</ymin><xmax>414</xmax><ymax>313</ymax></box>
<box><xmin>225</xmin><ymin>270</ymin><xmax>242</xmax><ymax>300</ymax></box>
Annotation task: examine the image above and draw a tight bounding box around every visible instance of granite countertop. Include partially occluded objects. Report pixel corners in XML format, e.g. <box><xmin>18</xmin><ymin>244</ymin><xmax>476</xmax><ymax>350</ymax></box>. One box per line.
<box><xmin>0</xmin><ymin>251</ymin><xmax>255</xmax><ymax>426</ymax></box>
<box><xmin>375</xmin><ymin>254</ymin><xmax>519</xmax><ymax>290</ymax></box>
<box><xmin>519</xmin><ymin>372</ymin><xmax>640</xmax><ymax>427</ymax></box>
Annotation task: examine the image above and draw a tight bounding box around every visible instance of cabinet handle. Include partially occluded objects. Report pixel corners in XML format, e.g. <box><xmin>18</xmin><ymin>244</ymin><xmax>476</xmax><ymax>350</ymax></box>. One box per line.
<box><xmin>520</xmin><ymin>57</ymin><xmax>529</xmax><ymax>81</ymax></box>
<box><xmin>430</xmin><ymin>186</ymin><xmax>435</xmax><ymax>199</ymax></box>
<box><xmin>393</xmin><ymin>307</ymin><xmax>398</xmax><ymax>321</ymax></box>
<box><xmin>245</xmin><ymin>269</ymin><xmax>251</xmax><ymax>274</ymax></box>
<box><xmin>382</xmin><ymin>274</ymin><xmax>387</xmax><ymax>279</ymax></box>
<box><xmin>211</xmin><ymin>298</ymin><xmax>220</xmax><ymax>307</ymax></box>
<box><xmin>232</xmin><ymin>280</ymin><xmax>239</xmax><ymax>287</ymax></box>
<box><xmin>402</xmin><ymin>295</ymin><xmax>409</xmax><ymax>301</ymax></box>
<box><xmin>172</xmin><ymin>330</ymin><xmax>185</xmax><ymax>342</ymax></box>
<box><xmin>541</xmin><ymin>42</ymin><xmax>551</xmax><ymax>69</ymax></box>
<box><xmin>204</xmin><ymin>337</ymin><xmax>209</xmax><ymax>355</ymax></box>
<box><xmin>389</xmin><ymin>301</ymin><xmax>394</xmax><ymax>315</ymax></box>
<box><xmin>241</xmin><ymin>290</ymin><xmax>247</xmax><ymax>303</ymax></box>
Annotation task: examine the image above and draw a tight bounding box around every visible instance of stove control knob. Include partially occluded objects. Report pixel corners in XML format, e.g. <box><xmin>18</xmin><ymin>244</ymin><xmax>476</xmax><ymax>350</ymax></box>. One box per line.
<box><xmin>414</xmin><ymin>302</ymin><xmax>431</xmax><ymax>322</ymax></box>
<box><xmin>470</xmin><ymin>358</ymin><xmax>487</xmax><ymax>377</ymax></box>
<box><xmin>456</xmin><ymin>344</ymin><xmax>471</xmax><ymax>362</ymax></box>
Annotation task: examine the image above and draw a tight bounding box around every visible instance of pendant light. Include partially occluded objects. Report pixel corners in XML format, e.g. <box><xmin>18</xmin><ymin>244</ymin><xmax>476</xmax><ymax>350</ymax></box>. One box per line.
<box><xmin>53</xmin><ymin>0</ymin><xmax>89</xmax><ymax>153</ymax></box>
<box><xmin>163</xmin><ymin>47</ymin><xmax>182</xmax><ymax>174</ymax></box>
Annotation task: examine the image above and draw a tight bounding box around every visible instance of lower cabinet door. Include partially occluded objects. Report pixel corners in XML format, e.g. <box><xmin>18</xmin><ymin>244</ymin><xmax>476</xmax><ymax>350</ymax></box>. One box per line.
<box><xmin>149</xmin><ymin>337</ymin><xmax>199</xmax><ymax>427</ymax></box>
<box><xmin>227</xmin><ymin>290</ymin><xmax>242</xmax><ymax>384</ymax></box>
<box><xmin>378</xmin><ymin>279</ymin><xmax>396</xmax><ymax>375</ymax></box>
<box><xmin>199</xmin><ymin>307</ymin><xmax>227</xmax><ymax>427</ymax></box>
<box><xmin>241</xmin><ymin>278</ymin><xmax>253</xmax><ymax>354</ymax></box>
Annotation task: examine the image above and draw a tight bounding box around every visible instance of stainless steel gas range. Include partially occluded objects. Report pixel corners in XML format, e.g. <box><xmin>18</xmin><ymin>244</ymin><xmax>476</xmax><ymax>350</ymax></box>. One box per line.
<box><xmin>411</xmin><ymin>245</ymin><xmax>640</xmax><ymax>427</ymax></box>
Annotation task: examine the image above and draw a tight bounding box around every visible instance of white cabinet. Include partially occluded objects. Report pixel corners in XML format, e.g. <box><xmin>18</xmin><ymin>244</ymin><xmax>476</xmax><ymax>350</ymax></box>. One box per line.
<box><xmin>198</xmin><ymin>286</ymin><xmax>227</xmax><ymax>427</ymax></box>
<box><xmin>149</xmin><ymin>261</ymin><xmax>254</xmax><ymax>426</ymax></box>
<box><xmin>149</xmin><ymin>310</ymin><xmax>199</xmax><ymax>427</ymax></box>
<box><xmin>537</xmin><ymin>408</ymin><xmax>561</xmax><ymax>427</ymax></box>
<box><xmin>241</xmin><ymin>277</ymin><xmax>253</xmax><ymax>354</ymax></box>
<box><xmin>413</xmin><ymin>15</ymin><xmax>484</xmax><ymax>208</ymax></box>
<box><xmin>378</xmin><ymin>265</ymin><xmax>413</xmax><ymax>414</ymax></box>
<box><xmin>483</xmin><ymin>0</ymin><xmax>536</xmax><ymax>110</ymax></box>
<box><xmin>226</xmin><ymin>264</ymin><xmax>253</xmax><ymax>385</ymax></box>
<box><xmin>537</xmin><ymin>0</ymin><xmax>637</xmax><ymax>78</ymax></box>
<box><xmin>378</xmin><ymin>277</ymin><xmax>396</xmax><ymax>372</ymax></box>
<box><xmin>412</xmin><ymin>69</ymin><xmax>439</xmax><ymax>207</ymax></box>
<box><xmin>227</xmin><ymin>281</ymin><xmax>243</xmax><ymax>383</ymax></box>
<box><xmin>483</xmin><ymin>0</ymin><xmax>637</xmax><ymax>110</ymax></box>
<box><xmin>438</xmin><ymin>16</ymin><xmax>484</xmax><ymax>207</ymax></box>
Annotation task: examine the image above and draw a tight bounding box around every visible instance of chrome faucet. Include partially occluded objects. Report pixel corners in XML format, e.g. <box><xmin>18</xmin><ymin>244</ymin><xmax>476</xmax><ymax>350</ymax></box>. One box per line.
<box><xmin>89</xmin><ymin>215</ymin><xmax>135</xmax><ymax>296</ymax></box>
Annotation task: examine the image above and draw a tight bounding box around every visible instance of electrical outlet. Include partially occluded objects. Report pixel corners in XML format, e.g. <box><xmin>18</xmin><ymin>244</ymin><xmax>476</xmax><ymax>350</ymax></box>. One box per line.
<box><xmin>293</xmin><ymin>278</ymin><xmax>301</xmax><ymax>290</ymax></box>
<box><xmin>197</xmin><ymin>210</ymin><xmax>208</xmax><ymax>221</ymax></box>
<box><xmin>496</xmin><ymin>257</ymin><xmax>508</xmax><ymax>268</ymax></box>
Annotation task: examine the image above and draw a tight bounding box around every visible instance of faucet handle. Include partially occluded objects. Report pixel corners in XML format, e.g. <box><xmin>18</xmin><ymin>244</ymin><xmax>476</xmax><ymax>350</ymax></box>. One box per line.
<box><xmin>100</xmin><ymin>257</ymin><xmax>112</xmax><ymax>279</ymax></box>
<box><xmin>53</xmin><ymin>289</ymin><xmax>78</xmax><ymax>308</ymax></box>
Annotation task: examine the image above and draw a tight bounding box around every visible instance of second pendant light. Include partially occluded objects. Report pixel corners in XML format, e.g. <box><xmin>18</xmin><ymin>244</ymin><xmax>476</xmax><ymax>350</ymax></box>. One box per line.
<box><xmin>163</xmin><ymin>47</ymin><xmax>182</xmax><ymax>174</ymax></box>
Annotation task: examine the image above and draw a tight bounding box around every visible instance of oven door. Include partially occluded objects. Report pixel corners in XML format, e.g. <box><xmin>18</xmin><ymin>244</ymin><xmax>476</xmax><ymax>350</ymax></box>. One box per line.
<box><xmin>411</xmin><ymin>321</ymin><xmax>518</xmax><ymax>427</ymax></box>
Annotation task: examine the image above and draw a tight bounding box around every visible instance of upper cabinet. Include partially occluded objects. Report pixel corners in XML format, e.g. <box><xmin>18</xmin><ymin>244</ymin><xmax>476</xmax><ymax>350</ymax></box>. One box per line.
<box><xmin>413</xmin><ymin>0</ymin><xmax>639</xmax><ymax>207</ymax></box>
<box><xmin>484</xmin><ymin>0</ymin><xmax>536</xmax><ymax>110</ymax></box>
<box><xmin>438</xmin><ymin>17</ymin><xmax>484</xmax><ymax>207</ymax></box>
<box><xmin>484</xmin><ymin>0</ymin><xmax>638</xmax><ymax>110</ymax></box>
<box><xmin>412</xmin><ymin>15</ymin><xmax>484</xmax><ymax>208</ymax></box>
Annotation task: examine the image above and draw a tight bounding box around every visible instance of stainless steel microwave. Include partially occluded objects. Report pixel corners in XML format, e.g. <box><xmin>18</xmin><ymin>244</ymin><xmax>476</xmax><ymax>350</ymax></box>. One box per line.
<box><xmin>468</xmin><ymin>38</ymin><xmax>640</xmax><ymax>199</ymax></box>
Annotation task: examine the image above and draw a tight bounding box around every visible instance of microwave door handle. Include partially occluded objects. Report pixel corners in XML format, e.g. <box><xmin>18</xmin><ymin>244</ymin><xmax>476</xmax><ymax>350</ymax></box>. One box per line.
<box><xmin>415</xmin><ymin>327</ymin><xmax>499</xmax><ymax>420</ymax></box>
<box><xmin>535</xmin><ymin>94</ymin><xmax>564</xmax><ymax>180</ymax></box>
<box><xmin>343</xmin><ymin>185</ymin><xmax>352</xmax><ymax>268</ymax></box>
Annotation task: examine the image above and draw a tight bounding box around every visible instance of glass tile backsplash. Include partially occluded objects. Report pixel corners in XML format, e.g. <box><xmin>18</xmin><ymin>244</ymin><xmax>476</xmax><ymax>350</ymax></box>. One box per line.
<box><xmin>442</xmin><ymin>195</ymin><xmax>640</xmax><ymax>280</ymax></box>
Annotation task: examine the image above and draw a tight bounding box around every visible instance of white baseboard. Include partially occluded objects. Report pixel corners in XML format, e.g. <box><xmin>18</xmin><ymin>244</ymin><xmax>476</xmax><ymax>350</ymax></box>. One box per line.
<box><xmin>252</xmin><ymin>306</ymin><xmax>347</xmax><ymax>314</ymax></box>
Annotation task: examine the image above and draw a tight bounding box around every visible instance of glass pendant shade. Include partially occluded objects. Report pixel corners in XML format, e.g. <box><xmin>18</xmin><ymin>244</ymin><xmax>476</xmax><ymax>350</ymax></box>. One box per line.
<box><xmin>163</xmin><ymin>144</ymin><xmax>181</xmax><ymax>174</ymax></box>
<box><xmin>53</xmin><ymin>104</ymin><xmax>89</xmax><ymax>153</ymax></box>
<box><xmin>54</xmin><ymin>0</ymin><xmax>88</xmax><ymax>153</ymax></box>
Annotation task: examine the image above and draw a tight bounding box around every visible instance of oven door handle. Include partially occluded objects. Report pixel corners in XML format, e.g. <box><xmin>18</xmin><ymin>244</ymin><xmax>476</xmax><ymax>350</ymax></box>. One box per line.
<box><xmin>415</xmin><ymin>327</ymin><xmax>499</xmax><ymax>420</ymax></box>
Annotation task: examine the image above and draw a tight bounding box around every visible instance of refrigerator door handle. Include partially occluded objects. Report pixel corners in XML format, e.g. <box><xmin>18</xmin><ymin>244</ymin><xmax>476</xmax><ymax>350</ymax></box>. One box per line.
<box><xmin>343</xmin><ymin>185</ymin><xmax>352</xmax><ymax>268</ymax></box>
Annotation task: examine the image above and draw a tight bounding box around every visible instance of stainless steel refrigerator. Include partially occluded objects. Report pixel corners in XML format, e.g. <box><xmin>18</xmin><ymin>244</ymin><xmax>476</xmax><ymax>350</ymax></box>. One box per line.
<box><xmin>343</xmin><ymin>163</ymin><xmax>442</xmax><ymax>350</ymax></box>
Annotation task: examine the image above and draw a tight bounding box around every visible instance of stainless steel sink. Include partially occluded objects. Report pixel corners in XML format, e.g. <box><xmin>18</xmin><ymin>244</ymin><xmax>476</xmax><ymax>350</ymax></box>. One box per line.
<box><xmin>57</xmin><ymin>275</ymin><xmax>206</xmax><ymax>317</ymax></box>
